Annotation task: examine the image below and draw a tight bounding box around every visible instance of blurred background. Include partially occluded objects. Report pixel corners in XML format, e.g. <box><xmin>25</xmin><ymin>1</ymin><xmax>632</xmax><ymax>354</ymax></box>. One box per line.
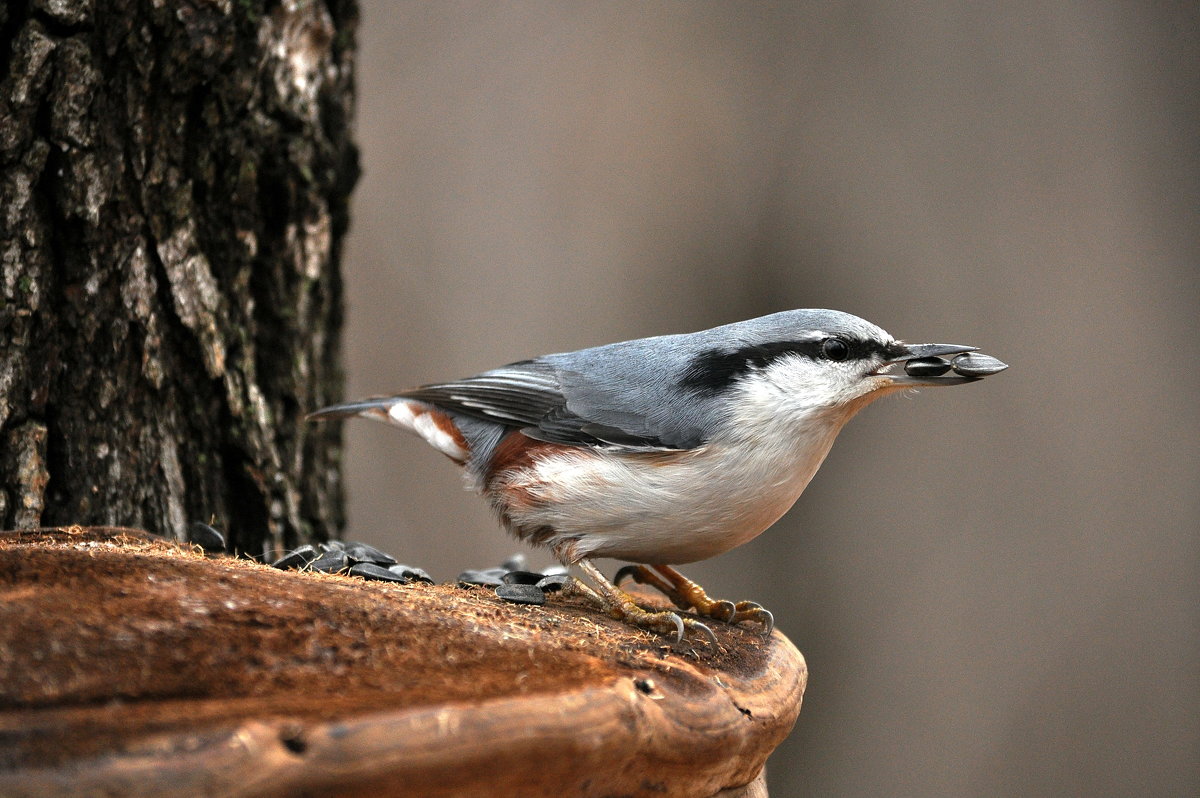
<box><xmin>338</xmin><ymin>3</ymin><xmax>1197</xmax><ymax>795</ymax></box>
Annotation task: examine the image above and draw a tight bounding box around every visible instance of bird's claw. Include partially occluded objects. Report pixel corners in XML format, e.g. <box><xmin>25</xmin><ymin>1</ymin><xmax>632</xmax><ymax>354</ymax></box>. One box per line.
<box><xmin>684</xmin><ymin>618</ymin><xmax>719</xmax><ymax>649</ymax></box>
<box><xmin>602</xmin><ymin>605</ymin><xmax>718</xmax><ymax>649</ymax></box>
<box><xmin>697</xmin><ymin>600</ymin><xmax>772</xmax><ymax>636</ymax></box>
<box><xmin>614</xmin><ymin>564</ymin><xmax>776</xmax><ymax>636</ymax></box>
<box><xmin>663</xmin><ymin>611</ymin><xmax>685</xmax><ymax>643</ymax></box>
<box><xmin>621</xmin><ymin>608</ymin><xmax>718</xmax><ymax>649</ymax></box>
<box><xmin>709</xmin><ymin>599</ymin><xmax>737</xmax><ymax>623</ymax></box>
<box><xmin>733</xmin><ymin>603</ymin><xmax>774</xmax><ymax>636</ymax></box>
<box><xmin>571</xmin><ymin>560</ymin><xmax>746</xmax><ymax>647</ymax></box>
<box><xmin>572</xmin><ymin>560</ymin><xmax>719</xmax><ymax>648</ymax></box>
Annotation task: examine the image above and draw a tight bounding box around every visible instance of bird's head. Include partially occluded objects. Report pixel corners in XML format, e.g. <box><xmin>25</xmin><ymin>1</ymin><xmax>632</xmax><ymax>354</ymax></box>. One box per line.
<box><xmin>680</xmin><ymin>309</ymin><xmax>1001</xmax><ymax>430</ymax></box>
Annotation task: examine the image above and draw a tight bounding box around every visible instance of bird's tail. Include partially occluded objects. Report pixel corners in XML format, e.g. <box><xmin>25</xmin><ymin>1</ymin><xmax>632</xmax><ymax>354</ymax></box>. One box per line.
<box><xmin>308</xmin><ymin>396</ymin><xmax>470</xmax><ymax>464</ymax></box>
<box><xmin>307</xmin><ymin>397</ymin><xmax>397</xmax><ymax>422</ymax></box>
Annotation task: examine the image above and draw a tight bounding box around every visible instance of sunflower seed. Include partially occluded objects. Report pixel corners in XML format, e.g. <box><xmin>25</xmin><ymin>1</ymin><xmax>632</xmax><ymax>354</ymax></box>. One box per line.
<box><xmin>343</xmin><ymin>541</ymin><xmax>398</xmax><ymax>565</ymax></box>
<box><xmin>188</xmin><ymin>522</ymin><xmax>226</xmax><ymax>552</ymax></box>
<box><xmin>458</xmin><ymin>569</ymin><xmax>504</xmax><ymax>588</ymax></box>
<box><xmin>904</xmin><ymin>356</ymin><xmax>953</xmax><ymax>377</ymax></box>
<box><xmin>349</xmin><ymin>562</ymin><xmax>409</xmax><ymax>583</ymax></box>
<box><xmin>496</xmin><ymin>583</ymin><xmax>546</xmax><ymax>606</ymax></box>
<box><xmin>272</xmin><ymin>545</ymin><xmax>317</xmax><ymax>570</ymax></box>
<box><xmin>952</xmin><ymin>352</ymin><xmax>1009</xmax><ymax>377</ymax></box>
<box><xmin>502</xmin><ymin>570</ymin><xmax>546</xmax><ymax>585</ymax></box>
<box><xmin>389</xmin><ymin>564</ymin><xmax>433</xmax><ymax>584</ymax></box>
<box><xmin>309</xmin><ymin>550</ymin><xmax>350</xmax><ymax>574</ymax></box>
<box><xmin>535</xmin><ymin>573</ymin><xmax>571</xmax><ymax>592</ymax></box>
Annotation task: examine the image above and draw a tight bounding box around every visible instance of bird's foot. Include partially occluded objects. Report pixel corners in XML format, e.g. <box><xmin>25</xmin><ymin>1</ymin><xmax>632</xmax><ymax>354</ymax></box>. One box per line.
<box><xmin>614</xmin><ymin>563</ymin><xmax>774</xmax><ymax>636</ymax></box>
<box><xmin>570</xmin><ymin>559</ymin><xmax>717</xmax><ymax>648</ymax></box>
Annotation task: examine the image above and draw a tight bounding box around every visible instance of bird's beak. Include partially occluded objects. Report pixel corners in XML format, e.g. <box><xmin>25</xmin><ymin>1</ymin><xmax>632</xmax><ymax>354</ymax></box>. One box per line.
<box><xmin>875</xmin><ymin>343</ymin><xmax>1003</xmax><ymax>386</ymax></box>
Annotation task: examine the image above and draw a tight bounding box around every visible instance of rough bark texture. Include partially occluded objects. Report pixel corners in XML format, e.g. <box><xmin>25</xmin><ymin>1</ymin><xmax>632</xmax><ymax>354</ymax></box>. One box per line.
<box><xmin>0</xmin><ymin>0</ymin><xmax>358</xmax><ymax>554</ymax></box>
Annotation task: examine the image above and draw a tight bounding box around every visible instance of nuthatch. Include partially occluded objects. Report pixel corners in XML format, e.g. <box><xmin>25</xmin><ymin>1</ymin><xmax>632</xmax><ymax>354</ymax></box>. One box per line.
<box><xmin>311</xmin><ymin>309</ymin><xmax>1006</xmax><ymax>644</ymax></box>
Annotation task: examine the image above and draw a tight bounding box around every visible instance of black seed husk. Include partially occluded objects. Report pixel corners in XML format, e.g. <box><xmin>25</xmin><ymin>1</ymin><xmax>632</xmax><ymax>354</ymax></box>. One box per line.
<box><xmin>309</xmin><ymin>550</ymin><xmax>350</xmax><ymax>574</ymax></box>
<box><xmin>535</xmin><ymin>573</ymin><xmax>571</xmax><ymax>592</ymax></box>
<box><xmin>349</xmin><ymin>562</ymin><xmax>409</xmax><ymax>583</ymax></box>
<box><xmin>952</xmin><ymin>352</ymin><xmax>1009</xmax><ymax>377</ymax></box>
<box><xmin>496</xmin><ymin>583</ymin><xmax>546</xmax><ymax>606</ymax></box>
<box><xmin>272</xmin><ymin>545</ymin><xmax>318</xmax><ymax>570</ymax></box>
<box><xmin>343</xmin><ymin>541</ymin><xmax>398</xmax><ymax>565</ymax></box>
<box><xmin>904</xmin><ymin>356</ymin><xmax>952</xmax><ymax>377</ymax></box>
<box><xmin>389</xmin><ymin>564</ymin><xmax>433</xmax><ymax>584</ymax></box>
<box><xmin>502</xmin><ymin>570</ymin><xmax>546</xmax><ymax>585</ymax></box>
<box><xmin>187</xmin><ymin>522</ymin><xmax>226</xmax><ymax>552</ymax></box>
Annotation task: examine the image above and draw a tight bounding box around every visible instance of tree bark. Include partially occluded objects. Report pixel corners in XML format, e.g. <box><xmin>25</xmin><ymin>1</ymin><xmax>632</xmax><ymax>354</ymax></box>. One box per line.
<box><xmin>0</xmin><ymin>0</ymin><xmax>358</xmax><ymax>555</ymax></box>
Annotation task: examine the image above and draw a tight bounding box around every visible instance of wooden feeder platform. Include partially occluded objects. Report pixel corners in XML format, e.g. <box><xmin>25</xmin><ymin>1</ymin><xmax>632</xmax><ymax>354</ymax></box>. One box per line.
<box><xmin>0</xmin><ymin>527</ymin><xmax>806</xmax><ymax>797</ymax></box>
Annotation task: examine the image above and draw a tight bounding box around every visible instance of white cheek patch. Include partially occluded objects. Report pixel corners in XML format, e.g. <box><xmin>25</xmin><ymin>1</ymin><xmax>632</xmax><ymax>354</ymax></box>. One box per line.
<box><xmin>386</xmin><ymin>400</ymin><xmax>469</xmax><ymax>462</ymax></box>
<box><xmin>752</xmin><ymin>356</ymin><xmax>884</xmax><ymax>419</ymax></box>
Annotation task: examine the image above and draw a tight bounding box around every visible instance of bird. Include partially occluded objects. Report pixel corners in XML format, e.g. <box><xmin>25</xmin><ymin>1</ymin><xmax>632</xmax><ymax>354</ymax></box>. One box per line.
<box><xmin>309</xmin><ymin>309</ymin><xmax>1006</xmax><ymax>645</ymax></box>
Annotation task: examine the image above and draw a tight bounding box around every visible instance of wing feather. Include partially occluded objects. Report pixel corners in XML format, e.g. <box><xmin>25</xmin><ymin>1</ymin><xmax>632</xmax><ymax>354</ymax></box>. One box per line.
<box><xmin>398</xmin><ymin>360</ymin><xmax>683</xmax><ymax>451</ymax></box>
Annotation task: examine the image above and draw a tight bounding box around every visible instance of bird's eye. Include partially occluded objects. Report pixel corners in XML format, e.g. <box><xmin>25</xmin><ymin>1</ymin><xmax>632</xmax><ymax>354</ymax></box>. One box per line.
<box><xmin>821</xmin><ymin>338</ymin><xmax>850</xmax><ymax>361</ymax></box>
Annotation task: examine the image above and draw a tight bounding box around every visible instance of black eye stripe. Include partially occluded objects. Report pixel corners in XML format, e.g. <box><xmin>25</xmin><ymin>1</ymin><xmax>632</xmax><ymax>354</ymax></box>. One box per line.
<box><xmin>681</xmin><ymin>337</ymin><xmax>906</xmax><ymax>394</ymax></box>
<box><xmin>821</xmin><ymin>338</ymin><xmax>850</xmax><ymax>361</ymax></box>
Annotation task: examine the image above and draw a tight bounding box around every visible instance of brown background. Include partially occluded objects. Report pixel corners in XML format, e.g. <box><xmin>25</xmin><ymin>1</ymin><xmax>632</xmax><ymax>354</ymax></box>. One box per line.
<box><xmin>338</xmin><ymin>3</ymin><xmax>1198</xmax><ymax>795</ymax></box>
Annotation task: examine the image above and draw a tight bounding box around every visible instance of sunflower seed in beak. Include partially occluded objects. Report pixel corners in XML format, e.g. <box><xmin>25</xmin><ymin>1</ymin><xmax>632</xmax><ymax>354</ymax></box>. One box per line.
<box><xmin>951</xmin><ymin>352</ymin><xmax>1009</xmax><ymax>377</ymax></box>
<box><xmin>904</xmin><ymin>357</ymin><xmax>954</xmax><ymax>377</ymax></box>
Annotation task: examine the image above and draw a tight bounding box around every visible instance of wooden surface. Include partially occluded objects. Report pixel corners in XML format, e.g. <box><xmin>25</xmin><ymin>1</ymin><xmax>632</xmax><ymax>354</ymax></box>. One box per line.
<box><xmin>0</xmin><ymin>528</ymin><xmax>806</xmax><ymax>797</ymax></box>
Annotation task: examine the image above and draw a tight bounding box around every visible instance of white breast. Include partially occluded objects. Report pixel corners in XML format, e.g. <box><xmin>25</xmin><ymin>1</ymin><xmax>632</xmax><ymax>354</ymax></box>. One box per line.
<box><xmin>497</xmin><ymin>374</ymin><xmax>861</xmax><ymax>565</ymax></box>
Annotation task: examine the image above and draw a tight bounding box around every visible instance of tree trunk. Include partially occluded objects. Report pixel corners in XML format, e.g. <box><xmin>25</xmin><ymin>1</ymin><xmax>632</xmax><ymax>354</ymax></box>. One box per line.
<box><xmin>0</xmin><ymin>0</ymin><xmax>358</xmax><ymax>555</ymax></box>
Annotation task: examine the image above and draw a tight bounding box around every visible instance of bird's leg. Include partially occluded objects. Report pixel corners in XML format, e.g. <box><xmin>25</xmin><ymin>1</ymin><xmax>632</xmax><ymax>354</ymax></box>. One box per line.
<box><xmin>570</xmin><ymin>559</ymin><xmax>717</xmax><ymax>648</ymax></box>
<box><xmin>651</xmin><ymin>565</ymin><xmax>774</xmax><ymax>634</ymax></box>
<box><xmin>616</xmin><ymin>564</ymin><xmax>774</xmax><ymax>635</ymax></box>
<box><xmin>612</xmin><ymin>564</ymin><xmax>690</xmax><ymax>609</ymax></box>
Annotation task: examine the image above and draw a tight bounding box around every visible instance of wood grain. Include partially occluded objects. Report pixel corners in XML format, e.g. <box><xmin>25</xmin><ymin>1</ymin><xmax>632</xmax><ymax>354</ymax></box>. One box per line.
<box><xmin>0</xmin><ymin>528</ymin><xmax>806</xmax><ymax>797</ymax></box>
